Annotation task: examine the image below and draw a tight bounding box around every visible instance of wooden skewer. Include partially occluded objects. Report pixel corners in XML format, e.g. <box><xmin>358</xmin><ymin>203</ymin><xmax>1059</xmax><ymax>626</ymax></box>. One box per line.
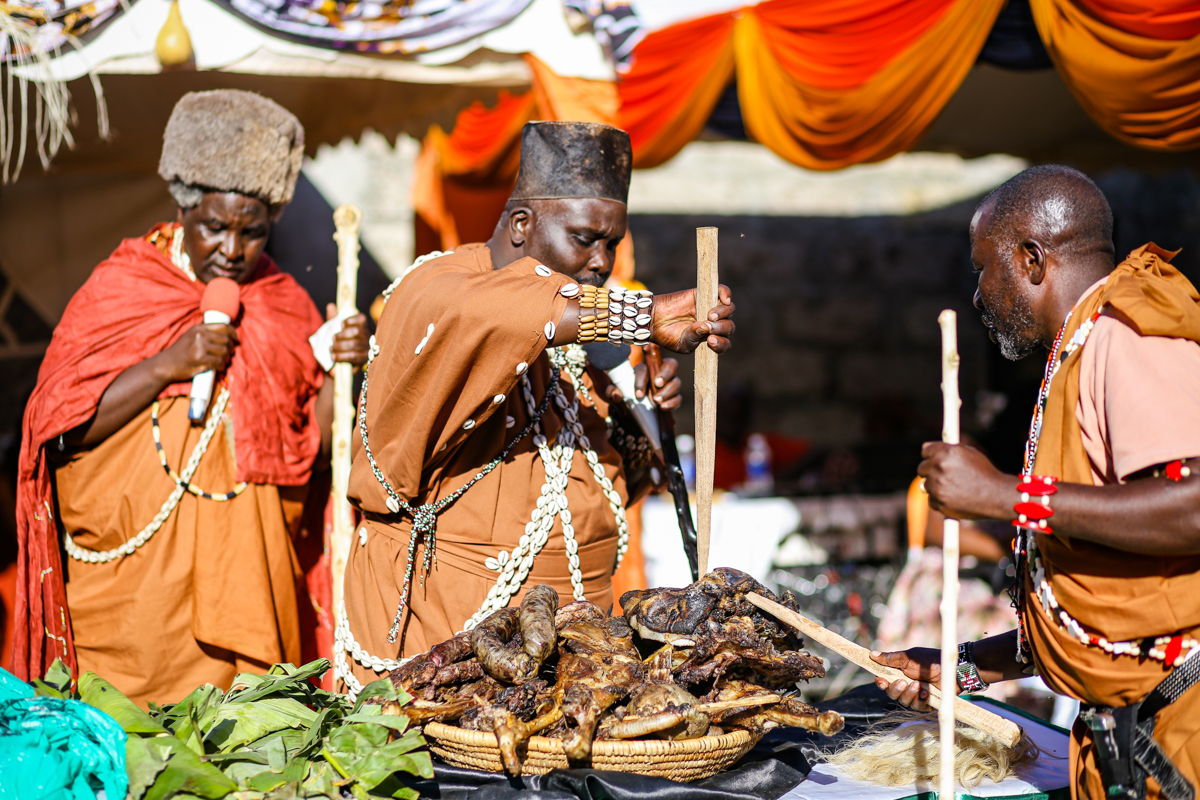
<box><xmin>938</xmin><ymin>309</ymin><xmax>962</xmax><ymax>799</ymax></box>
<box><xmin>745</xmin><ymin>593</ymin><xmax>1021</xmax><ymax>749</ymax></box>
<box><xmin>330</xmin><ymin>204</ymin><xmax>362</xmax><ymax>627</ymax></box>
<box><xmin>694</xmin><ymin>227</ymin><xmax>719</xmax><ymax>576</ymax></box>
<box><xmin>616</xmin><ymin>694</ymin><xmax>782</xmax><ymax>723</ymax></box>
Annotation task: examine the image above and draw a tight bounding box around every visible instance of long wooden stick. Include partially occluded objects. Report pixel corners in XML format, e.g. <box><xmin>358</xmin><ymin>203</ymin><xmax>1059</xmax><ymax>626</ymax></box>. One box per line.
<box><xmin>938</xmin><ymin>309</ymin><xmax>962</xmax><ymax>799</ymax></box>
<box><xmin>745</xmin><ymin>593</ymin><xmax>1021</xmax><ymax>749</ymax></box>
<box><xmin>330</xmin><ymin>205</ymin><xmax>362</xmax><ymax>626</ymax></box>
<box><xmin>694</xmin><ymin>227</ymin><xmax>719</xmax><ymax>577</ymax></box>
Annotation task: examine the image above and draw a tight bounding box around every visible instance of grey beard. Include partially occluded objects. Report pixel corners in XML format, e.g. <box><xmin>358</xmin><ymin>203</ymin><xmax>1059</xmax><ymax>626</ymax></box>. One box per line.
<box><xmin>980</xmin><ymin>304</ymin><xmax>1039</xmax><ymax>361</ymax></box>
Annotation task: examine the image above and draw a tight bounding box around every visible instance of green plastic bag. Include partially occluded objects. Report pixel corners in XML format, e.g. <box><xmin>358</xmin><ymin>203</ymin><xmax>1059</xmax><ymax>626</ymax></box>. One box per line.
<box><xmin>0</xmin><ymin>666</ymin><xmax>128</xmax><ymax>800</ymax></box>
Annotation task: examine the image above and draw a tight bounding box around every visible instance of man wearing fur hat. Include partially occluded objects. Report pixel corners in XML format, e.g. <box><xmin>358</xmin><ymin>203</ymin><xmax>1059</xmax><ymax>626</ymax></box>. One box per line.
<box><xmin>12</xmin><ymin>90</ymin><xmax>369</xmax><ymax>705</ymax></box>
<box><xmin>338</xmin><ymin>121</ymin><xmax>735</xmax><ymax>693</ymax></box>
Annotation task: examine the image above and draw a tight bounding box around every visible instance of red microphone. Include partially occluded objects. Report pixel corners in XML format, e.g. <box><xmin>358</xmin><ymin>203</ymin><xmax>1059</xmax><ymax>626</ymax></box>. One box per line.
<box><xmin>189</xmin><ymin>277</ymin><xmax>241</xmax><ymax>421</ymax></box>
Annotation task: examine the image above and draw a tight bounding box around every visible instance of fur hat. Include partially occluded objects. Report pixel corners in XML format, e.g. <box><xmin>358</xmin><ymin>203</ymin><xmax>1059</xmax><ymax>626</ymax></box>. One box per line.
<box><xmin>159</xmin><ymin>89</ymin><xmax>304</xmax><ymax>208</ymax></box>
<box><xmin>510</xmin><ymin>121</ymin><xmax>631</xmax><ymax>204</ymax></box>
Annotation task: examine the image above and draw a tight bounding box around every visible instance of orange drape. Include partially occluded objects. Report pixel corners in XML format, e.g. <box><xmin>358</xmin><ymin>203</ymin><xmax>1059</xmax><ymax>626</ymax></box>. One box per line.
<box><xmin>618</xmin><ymin>0</ymin><xmax>1005</xmax><ymax>170</ymax></box>
<box><xmin>411</xmin><ymin>54</ymin><xmax>621</xmax><ymax>254</ymax></box>
<box><xmin>1030</xmin><ymin>0</ymin><xmax>1200</xmax><ymax>150</ymax></box>
<box><xmin>618</xmin><ymin>13</ymin><xmax>737</xmax><ymax>169</ymax></box>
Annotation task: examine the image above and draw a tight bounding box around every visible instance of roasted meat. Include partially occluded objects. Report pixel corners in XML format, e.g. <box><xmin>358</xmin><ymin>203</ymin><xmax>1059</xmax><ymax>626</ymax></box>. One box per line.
<box><xmin>520</xmin><ymin>585</ymin><xmax>559</xmax><ymax>663</ymax></box>
<box><xmin>404</xmin><ymin>579</ymin><xmax>845</xmax><ymax>778</ymax></box>
<box><xmin>470</xmin><ymin>608</ymin><xmax>538</xmax><ymax>684</ymax></box>
<box><xmin>602</xmin><ymin>682</ymin><xmax>709</xmax><ymax>741</ymax></box>
<box><xmin>554</xmin><ymin>616</ymin><xmax>645</xmax><ymax>761</ymax></box>
<box><xmin>555</xmin><ymin>599</ymin><xmax>606</xmax><ymax>628</ymax></box>
<box><xmin>675</xmin><ymin>617</ymin><xmax>825</xmax><ymax>690</ymax></box>
<box><xmin>707</xmin><ymin>679</ymin><xmax>843</xmax><ymax>736</ymax></box>
<box><xmin>620</xmin><ymin>567</ymin><xmax>804</xmax><ymax>649</ymax></box>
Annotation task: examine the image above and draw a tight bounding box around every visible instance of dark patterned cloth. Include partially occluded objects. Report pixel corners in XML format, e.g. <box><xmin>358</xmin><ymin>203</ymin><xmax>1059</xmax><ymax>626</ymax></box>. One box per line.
<box><xmin>563</xmin><ymin>0</ymin><xmax>643</xmax><ymax>72</ymax></box>
<box><xmin>1</xmin><ymin>0</ymin><xmax>132</xmax><ymax>60</ymax></box>
<box><xmin>211</xmin><ymin>0</ymin><xmax>531</xmax><ymax>53</ymax></box>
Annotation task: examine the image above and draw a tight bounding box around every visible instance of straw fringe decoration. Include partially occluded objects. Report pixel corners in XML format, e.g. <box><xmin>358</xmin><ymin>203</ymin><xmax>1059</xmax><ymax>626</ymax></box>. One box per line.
<box><xmin>824</xmin><ymin>711</ymin><xmax>1041</xmax><ymax>791</ymax></box>
<box><xmin>0</xmin><ymin>7</ymin><xmax>110</xmax><ymax>182</ymax></box>
<box><xmin>424</xmin><ymin>722</ymin><xmax>760</xmax><ymax>782</ymax></box>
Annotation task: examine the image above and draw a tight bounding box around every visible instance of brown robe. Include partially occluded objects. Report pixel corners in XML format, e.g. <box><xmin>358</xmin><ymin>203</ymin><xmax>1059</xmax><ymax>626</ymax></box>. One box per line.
<box><xmin>344</xmin><ymin>245</ymin><xmax>629</xmax><ymax>681</ymax></box>
<box><xmin>59</xmin><ymin>397</ymin><xmax>306</xmax><ymax>706</ymax></box>
<box><xmin>1024</xmin><ymin>244</ymin><xmax>1200</xmax><ymax>800</ymax></box>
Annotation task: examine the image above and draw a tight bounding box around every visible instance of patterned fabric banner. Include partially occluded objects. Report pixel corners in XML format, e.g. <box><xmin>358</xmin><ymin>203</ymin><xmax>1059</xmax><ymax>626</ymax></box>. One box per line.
<box><xmin>1</xmin><ymin>0</ymin><xmax>130</xmax><ymax>61</ymax></box>
<box><xmin>213</xmin><ymin>0</ymin><xmax>533</xmax><ymax>53</ymax></box>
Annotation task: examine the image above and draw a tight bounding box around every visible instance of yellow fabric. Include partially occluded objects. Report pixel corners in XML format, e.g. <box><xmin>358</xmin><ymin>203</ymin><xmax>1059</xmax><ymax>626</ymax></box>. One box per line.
<box><xmin>1031</xmin><ymin>0</ymin><xmax>1200</xmax><ymax>151</ymax></box>
<box><xmin>735</xmin><ymin>0</ymin><xmax>1006</xmax><ymax>170</ymax></box>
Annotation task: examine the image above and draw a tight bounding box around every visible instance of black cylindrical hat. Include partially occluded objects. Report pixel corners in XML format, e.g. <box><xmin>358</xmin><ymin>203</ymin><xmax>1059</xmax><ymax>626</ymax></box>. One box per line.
<box><xmin>510</xmin><ymin>121</ymin><xmax>632</xmax><ymax>204</ymax></box>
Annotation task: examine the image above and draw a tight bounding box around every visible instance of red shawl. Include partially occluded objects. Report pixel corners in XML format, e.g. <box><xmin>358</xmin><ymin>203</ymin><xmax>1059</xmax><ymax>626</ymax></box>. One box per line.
<box><xmin>12</xmin><ymin>224</ymin><xmax>325</xmax><ymax>680</ymax></box>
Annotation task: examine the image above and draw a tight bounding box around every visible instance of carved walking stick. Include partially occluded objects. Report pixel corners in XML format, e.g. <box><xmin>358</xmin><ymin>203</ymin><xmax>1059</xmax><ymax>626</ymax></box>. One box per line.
<box><xmin>938</xmin><ymin>309</ymin><xmax>963</xmax><ymax>797</ymax></box>
<box><xmin>330</xmin><ymin>205</ymin><xmax>362</xmax><ymax>625</ymax></box>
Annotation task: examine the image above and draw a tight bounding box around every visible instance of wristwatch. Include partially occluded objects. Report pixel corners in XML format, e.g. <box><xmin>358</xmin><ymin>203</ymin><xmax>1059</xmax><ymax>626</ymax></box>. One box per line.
<box><xmin>956</xmin><ymin>641</ymin><xmax>990</xmax><ymax>693</ymax></box>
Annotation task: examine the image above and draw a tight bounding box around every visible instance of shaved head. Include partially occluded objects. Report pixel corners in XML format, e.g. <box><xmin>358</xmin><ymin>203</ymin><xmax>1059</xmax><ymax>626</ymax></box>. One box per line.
<box><xmin>974</xmin><ymin>165</ymin><xmax>1114</xmax><ymax>262</ymax></box>
<box><xmin>970</xmin><ymin>165</ymin><xmax>1117</xmax><ymax>361</ymax></box>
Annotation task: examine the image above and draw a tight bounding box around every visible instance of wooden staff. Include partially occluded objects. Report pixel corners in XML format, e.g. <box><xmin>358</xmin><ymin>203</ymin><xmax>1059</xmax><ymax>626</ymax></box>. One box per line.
<box><xmin>330</xmin><ymin>205</ymin><xmax>362</xmax><ymax>623</ymax></box>
<box><xmin>694</xmin><ymin>227</ymin><xmax>719</xmax><ymax>577</ymax></box>
<box><xmin>746</xmin><ymin>592</ymin><xmax>1021</xmax><ymax>749</ymax></box>
<box><xmin>937</xmin><ymin>309</ymin><xmax>962</xmax><ymax>798</ymax></box>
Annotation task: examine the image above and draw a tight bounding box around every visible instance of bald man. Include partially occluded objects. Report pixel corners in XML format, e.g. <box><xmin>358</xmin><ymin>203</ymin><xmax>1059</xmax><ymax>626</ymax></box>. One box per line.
<box><xmin>875</xmin><ymin>166</ymin><xmax>1200</xmax><ymax>800</ymax></box>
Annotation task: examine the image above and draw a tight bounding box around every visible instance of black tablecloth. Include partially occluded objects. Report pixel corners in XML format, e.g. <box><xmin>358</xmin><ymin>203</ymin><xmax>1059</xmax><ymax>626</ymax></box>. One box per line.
<box><xmin>406</xmin><ymin>685</ymin><xmax>901</xmax><ymax>800</ymax></box>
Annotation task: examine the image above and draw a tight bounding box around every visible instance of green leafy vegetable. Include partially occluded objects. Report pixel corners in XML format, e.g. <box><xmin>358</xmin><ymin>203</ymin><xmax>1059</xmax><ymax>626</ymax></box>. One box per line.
<box><xmin>72</xmin><ymin>659</ymin><xmax>432</xmax><ymax>800</ymax></box>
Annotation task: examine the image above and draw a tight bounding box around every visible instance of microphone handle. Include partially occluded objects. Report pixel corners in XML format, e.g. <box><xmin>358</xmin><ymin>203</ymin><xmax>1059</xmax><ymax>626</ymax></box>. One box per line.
<box><xmin>188</xmin><ymin>310</ymin><xmax>231</xmax><ymax>422</ymax></box>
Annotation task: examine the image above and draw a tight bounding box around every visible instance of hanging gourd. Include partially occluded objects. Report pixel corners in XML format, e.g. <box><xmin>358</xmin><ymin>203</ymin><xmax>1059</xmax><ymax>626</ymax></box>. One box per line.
<box><xmin>155</xmin><ymin>1</ymin><xmax>193</xmax><ymax>68</ymax></box>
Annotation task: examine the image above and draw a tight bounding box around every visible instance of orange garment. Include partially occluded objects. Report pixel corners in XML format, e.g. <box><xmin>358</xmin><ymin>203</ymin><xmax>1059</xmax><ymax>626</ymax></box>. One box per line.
<box><xmin>610</xmin><ymin>500</ymin><xmax>645</xmax><ymax>600</ymax></box>
<box><xmin>1022</xmin><ymin>244</ymin><xmax>1200</xmax><ymax>799</ymax></box>
<box><xmin>617</xmin><ymin>0</ymin><xmax>1005</xmax><ymax>170</ymax></box>
<box><xmin>344</xmin><ymin>245</ymin><xmax>631</xmax><ymax>678</ymax></box>
<box><xmin>59</xmin><ymin>398</ymin><xmax>306</xmax><ymax>706</ymax></box>
<box><xmin>1030</xmin><ymin>0</ymin><xmax>1200</xmax><ymax>151</ymax></box>
<box><xmin>14</xmin><ymin>224</ymin><xmax>324</xmax><ymax>681</ymax></box>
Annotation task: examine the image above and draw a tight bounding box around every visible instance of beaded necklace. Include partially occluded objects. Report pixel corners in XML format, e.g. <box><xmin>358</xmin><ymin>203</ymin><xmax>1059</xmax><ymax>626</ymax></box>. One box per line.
<box><xmin>356</xmin><ymin>356</ymin><xmax>555</xmax><ymax>644</ymax></box>
<box><xmin>1013</xmin><ymin>304</ymin><xmax>1197</xmax><ymax>667</ymax></box>
<box><xmin>66</xmin><ymin>225</ymin><xmax>241</xmax><ymax>563</ymax></box>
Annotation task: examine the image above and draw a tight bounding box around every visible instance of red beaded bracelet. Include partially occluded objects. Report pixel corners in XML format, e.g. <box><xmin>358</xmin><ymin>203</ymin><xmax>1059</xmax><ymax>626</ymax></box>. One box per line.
<box><xmin>1013</xmin><ymin>474</ymin><xmax>1057</xmax><ymax>533</ymax></box>
<box><xmin>1164</xmin><ymin>460</ymin><xmax>1192</xmax><ymax>482</ymax></box>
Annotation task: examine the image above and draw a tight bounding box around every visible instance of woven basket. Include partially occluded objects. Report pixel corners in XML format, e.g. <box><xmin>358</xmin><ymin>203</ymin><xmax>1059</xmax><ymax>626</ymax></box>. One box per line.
<box><xmin>424</xmin><ymin>722</ymin><xmax>761</xmax><ymax>781</ymax></box>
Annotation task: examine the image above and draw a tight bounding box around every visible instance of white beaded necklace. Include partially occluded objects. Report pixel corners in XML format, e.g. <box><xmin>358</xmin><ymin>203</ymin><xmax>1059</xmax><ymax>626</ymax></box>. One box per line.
<box><xmin>66</xmin><ymin>226</ymin><xmax>235</xmax><ymax>564</ymax></box>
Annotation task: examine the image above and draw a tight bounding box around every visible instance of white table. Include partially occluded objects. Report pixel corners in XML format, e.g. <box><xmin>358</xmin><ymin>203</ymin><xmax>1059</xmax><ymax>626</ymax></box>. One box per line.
<box><xmin>640</xmin><ymin>495</ymin><xmax>801</xmax><ymax>588</ymax></box>
<box><xmin>782</xmin><ymin>700</ymin><xmax>1070</xmax><ymax>800</ymax></box>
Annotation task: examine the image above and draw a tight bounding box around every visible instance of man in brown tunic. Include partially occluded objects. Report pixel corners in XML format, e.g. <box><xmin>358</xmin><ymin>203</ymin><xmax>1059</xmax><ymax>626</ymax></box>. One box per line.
<box><xmin>14</xmin><ymin>90</ymin><xmax>369</xmax><ymax>705</ymax></box>
<box><xmin>875</xmin><ymin>166</ymin><xmax>1200</xmax><ymax>800</ymax></box>
<box><xmin>340</xmin><ymin>122</ymin><xmax>735</xmax><ymax>694</ymax></box>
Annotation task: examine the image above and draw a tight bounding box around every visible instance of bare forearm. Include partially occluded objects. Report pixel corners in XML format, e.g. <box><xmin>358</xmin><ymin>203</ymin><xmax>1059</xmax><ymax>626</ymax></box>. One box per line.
<box><xmin>64</xmin><ymin>354</ymin><xmax>175</xmax><ymax>447</ymax></box>
<box><xmin>963</xmin><ymin>472</ymin><xmax>1200</xmax><ymax>555</ymax></box>
<box><xmin>972</xmin><ymin>630</ymin><xmax>1028</xmax><ymax>685</ymax></box>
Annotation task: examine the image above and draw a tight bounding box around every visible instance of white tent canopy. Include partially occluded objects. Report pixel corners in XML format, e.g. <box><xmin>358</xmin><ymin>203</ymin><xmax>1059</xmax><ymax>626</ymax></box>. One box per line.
<box><xmin>34</xmin><ymin>0</ymin><xmax>610</xmax><ymax>84</ymax></box>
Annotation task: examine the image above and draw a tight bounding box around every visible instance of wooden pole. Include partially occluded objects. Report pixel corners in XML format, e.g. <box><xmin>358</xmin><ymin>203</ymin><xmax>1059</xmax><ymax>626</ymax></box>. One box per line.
<box><xmin>694</xmin><ymin>227</ymin><xmax>719</xmax><ymax>577</ymax></box>
<box><xmin>937</xmin><ymin>309</ymin><xmax>962</xmax><ymax>798</ymax></box>
<box><xmin>745</xmin><ymin>593</ymin><xmax>1021</xmax><ymax>749</ymax></box>
<box><xmin>330</xmin><ymin>204</ymin><xmax>362</xmax><ymax>627</ymax></box>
